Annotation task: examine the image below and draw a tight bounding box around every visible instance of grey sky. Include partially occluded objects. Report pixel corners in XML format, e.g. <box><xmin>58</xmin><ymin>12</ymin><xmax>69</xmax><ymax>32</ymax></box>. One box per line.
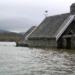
<box><xmin>0</xmin><ymin>0</ymin><xmax>75</xmax><ymax>32</ymax></box>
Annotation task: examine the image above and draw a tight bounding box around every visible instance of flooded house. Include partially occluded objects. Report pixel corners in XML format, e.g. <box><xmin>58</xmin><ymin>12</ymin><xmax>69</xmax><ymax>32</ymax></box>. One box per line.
<box><xmin>16</xmin><ymin>26</ymin><xmax>36</xmax><ymax>46</ymax></box>
<box><xmin>17</xmin><ymin>3</ymin><xmax>75</xmax><ymax>49</ymax></box>
<box><xmin>27</xmin><ymin>3</ymin><xmax>75</xmax><ymax>49</ymax></box>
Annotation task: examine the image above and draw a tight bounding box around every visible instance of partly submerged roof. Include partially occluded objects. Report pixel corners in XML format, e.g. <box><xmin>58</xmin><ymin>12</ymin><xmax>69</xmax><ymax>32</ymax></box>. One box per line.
<box><xmin>16</xmin><ymin>26</ymin><xmax>36</xmax><ymax>44</ymax></box>
<box><xmin>28</xmin><ymin>13</ymin><xmax>74</xmax><ymax>40</ymax></box>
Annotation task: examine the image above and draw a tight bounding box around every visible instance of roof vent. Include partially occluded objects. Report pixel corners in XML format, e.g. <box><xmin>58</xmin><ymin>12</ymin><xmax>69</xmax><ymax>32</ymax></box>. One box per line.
<box><xmin>70</xmin><ymin>3</ymin><xmax>75</xmax><ymax>15</ymax></box>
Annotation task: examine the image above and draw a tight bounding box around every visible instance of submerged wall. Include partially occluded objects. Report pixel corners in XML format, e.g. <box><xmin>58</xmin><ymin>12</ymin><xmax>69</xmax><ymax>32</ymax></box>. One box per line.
<box><xmin>28</xmin><ymin>39</ymin><xmax>57</xmax><ymax>48</ymax></box>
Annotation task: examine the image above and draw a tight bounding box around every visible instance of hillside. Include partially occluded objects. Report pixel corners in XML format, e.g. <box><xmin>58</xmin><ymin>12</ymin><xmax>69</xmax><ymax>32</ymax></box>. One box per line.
<box><xmin>0</xmin><ymin>32</ymin><xmax>23</xmax><ymax>42</ymax></box>
<box><xmin>0</xmin><ymin>29</ymin><xmax>10</xmax><ymax>33</ymax></box>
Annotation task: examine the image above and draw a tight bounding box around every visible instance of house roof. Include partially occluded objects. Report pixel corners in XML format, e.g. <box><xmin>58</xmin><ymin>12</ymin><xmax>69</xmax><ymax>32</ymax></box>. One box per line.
<box><xmin>28</xmin><ymin>13</ymin><xmax>74</xmax><ymax>40</ymax></box>
<box><xmin>16</xmin><ymin>26</ymin><xmax>36</xmax><ymax>44</ymax></box>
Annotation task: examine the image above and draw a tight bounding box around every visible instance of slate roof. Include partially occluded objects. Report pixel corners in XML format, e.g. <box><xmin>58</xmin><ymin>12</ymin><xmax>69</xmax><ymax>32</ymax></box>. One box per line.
<box><xmin>16</xmin><ymin>26</ymin><xmax>36</xmax><ymax>44</ymax></box>
<box><xmin>28</xmin><ymin>13</ymin><xmax>74</xmax><ymax>40</ymax></box>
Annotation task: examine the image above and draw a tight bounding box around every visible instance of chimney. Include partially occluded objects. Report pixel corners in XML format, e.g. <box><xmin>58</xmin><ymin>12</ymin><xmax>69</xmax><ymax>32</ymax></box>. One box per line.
<box><xmin>70</xmin><ymin>3</ymin><xmax>75</xmax><ymax>15</ymax></box>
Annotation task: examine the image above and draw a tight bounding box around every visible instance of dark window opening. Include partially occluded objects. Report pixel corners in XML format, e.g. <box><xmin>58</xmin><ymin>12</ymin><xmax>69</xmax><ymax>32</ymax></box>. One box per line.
<box><xmin>66</xmin><ymin>38</ymin><xmax>71</xmax><ymax>49</ymax></box>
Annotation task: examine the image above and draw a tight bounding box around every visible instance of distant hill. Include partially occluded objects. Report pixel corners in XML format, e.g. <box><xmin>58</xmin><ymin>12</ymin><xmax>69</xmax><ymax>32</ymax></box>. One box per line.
<box><xmin>19</xmin><ymin>32</ymin><xmax>25</xmax><ymax>34</ymax></box>
<box><xmin>0</xmin><ymin>32</ymin><xmax>23</xmax><ymax>42</ymax></box>
<box><xmin>0</xmin><ymin>29</ymin><xmax>25</xmax><ymax>34</ymax></box>
<box><xmin>0</xmin><ymin>29</ymin><xmax>10</xmax><ymax>33</ymax></box>
<box><xmin>0</xmin><ymin>29</ymin><xmax>24</xmax><ymax>41</ymax></box>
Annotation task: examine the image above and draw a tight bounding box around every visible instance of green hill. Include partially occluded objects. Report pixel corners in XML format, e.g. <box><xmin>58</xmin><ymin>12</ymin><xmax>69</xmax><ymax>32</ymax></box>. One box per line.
<box><xmin>0</xmin><ymin>32</ymin><xmax>23</xmax><ymax>42</ymax></box>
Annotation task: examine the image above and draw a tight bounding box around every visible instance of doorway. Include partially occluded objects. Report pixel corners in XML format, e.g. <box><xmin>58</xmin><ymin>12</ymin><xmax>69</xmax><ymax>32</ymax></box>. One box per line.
<box><xmin>66</xmin><ymin>38</ymin><xmax>71</xmax><ymax>49</ymax></box>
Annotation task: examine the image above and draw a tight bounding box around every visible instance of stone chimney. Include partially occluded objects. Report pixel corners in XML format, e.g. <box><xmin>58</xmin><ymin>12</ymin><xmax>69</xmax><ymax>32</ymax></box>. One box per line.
<box><xmin>70</xmin><ymin>3</ymin><xmax>75</xmax><ymax>15</ymax></box>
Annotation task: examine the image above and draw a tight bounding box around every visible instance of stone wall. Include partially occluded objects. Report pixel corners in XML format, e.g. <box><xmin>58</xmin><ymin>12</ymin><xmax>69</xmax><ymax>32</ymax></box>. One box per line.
<box><xmin>57</xmin><ymin>36</ymin><xmax>64</xmax><ymax>48</ymax></box>
<box><xmin>28</xmin><ymin>39</ymin><xmax>57</xmax><ymax>48</ymax></box>
<box><xmin>72</xmin><ymin>37</ymin><xmax>75</xmax><ymax>48</ymax></box>
<box><xmin>62</xmin><ymin>35</ymin><xmax>75</xmax><ymax>49</ymax></box>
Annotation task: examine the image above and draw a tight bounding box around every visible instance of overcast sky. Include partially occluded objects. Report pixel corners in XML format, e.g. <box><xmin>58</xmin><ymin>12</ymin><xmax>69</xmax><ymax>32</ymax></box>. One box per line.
<box><xmin>0</xmin><ymin>0</ymin><xmax>75</xmax><ymax>32</ymax></box>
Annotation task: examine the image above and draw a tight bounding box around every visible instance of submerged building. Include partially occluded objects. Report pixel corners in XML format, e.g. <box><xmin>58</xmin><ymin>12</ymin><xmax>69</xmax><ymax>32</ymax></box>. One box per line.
<box><xmin>16</xmin><ymin>26</ymin><xmax>36</xmax><ymax>46</ymax></box>
<box><xmin>17</xmin><ymin>3</ymin><xmax>75</xmax><ymax>49</ymax></box>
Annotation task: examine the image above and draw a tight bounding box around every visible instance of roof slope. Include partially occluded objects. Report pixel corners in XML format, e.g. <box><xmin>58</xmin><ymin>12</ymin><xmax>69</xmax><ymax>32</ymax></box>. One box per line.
<box><xmin>28</xmin><ymin>13</ymin><xmax>70</xmax><ymax>39</ymax></box>
<box><xmin>16</xmin><ymin>26</ymin><xmax>36</xmax><ymax>44</ymax></box>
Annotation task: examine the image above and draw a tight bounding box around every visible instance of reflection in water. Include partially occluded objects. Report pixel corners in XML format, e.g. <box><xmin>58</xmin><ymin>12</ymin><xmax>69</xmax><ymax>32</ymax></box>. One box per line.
<box><xmin>0</xmin><ymin>42</ymin><xmax>75</xmax><ymax>75</ymax></box>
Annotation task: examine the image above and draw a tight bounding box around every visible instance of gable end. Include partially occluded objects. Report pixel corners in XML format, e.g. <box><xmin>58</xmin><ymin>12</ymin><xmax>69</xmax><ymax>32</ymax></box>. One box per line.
<box><xmin>56</xmin><ymin>15</ymin><xmax>74</xmax><ymax>41</ymax></box>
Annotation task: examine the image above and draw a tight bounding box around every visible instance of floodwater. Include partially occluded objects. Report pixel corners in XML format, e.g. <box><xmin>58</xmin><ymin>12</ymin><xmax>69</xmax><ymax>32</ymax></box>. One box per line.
<box><xmin>0</xmin><ymin>42</ymin><xmax>75</xmax><ymax>75</ymax></box>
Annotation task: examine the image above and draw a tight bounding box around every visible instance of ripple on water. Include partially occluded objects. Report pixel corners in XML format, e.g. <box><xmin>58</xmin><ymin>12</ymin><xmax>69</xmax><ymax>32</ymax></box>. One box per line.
<box><xmin>0</xmin><ymin>42</ymin><xmax>75</xmax><ymax>75</ymax></box>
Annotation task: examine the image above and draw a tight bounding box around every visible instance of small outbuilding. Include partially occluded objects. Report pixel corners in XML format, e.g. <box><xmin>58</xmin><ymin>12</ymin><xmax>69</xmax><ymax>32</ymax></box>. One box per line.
<box><xmin>27</xmin><ymin>3</ymin><xmax>75</xmax><ymax>49</ymax></box>
<box><xmin>16</xmin><ymin>26</ymin><xmax>36</xmax><ymax>46</ymax></box>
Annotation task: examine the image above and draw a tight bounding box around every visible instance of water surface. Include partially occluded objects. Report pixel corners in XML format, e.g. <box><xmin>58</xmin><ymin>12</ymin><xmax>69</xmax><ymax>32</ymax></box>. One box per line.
<box><xmin>0</xmin><ymin>42</ymin><xmax>75</xmax><ymax>75</ymax></box>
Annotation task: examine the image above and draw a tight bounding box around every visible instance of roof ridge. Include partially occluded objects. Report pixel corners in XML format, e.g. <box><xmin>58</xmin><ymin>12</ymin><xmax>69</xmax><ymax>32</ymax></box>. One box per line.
<box><xmin>47</xmin><ymin>13</ymin><xmax>70</xmax><ymax>18</ymax></box>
